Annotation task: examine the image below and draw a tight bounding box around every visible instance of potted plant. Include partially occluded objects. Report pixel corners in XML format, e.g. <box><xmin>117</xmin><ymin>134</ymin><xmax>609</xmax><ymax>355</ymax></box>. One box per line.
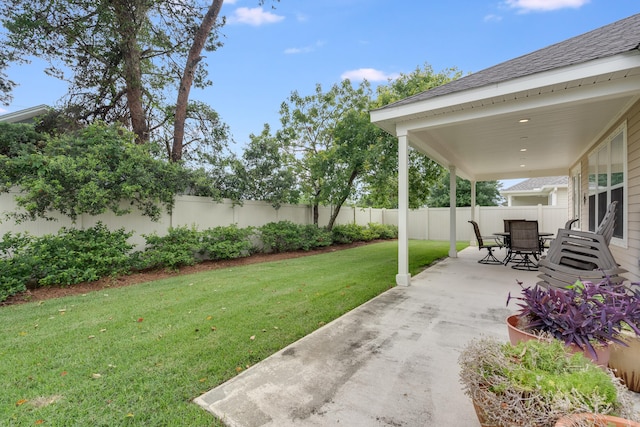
<box><xmin>555</xmin><ymin>413</ymin><xmax>640</xmax><ymax>426</ymax></box>
<box><xmin>608</xmin><ymin>326</ymin><xmax>640</xmax><ymax>392</ymax></box>
<box><xmin>459</xmin><ymin>337</ymin><xmax>637</xmax><ymax>427</ymax></box>
<box><xmin>506</xmin><ymin>278</ymin><xmax>640</xmax><ymax>364</ymax></box>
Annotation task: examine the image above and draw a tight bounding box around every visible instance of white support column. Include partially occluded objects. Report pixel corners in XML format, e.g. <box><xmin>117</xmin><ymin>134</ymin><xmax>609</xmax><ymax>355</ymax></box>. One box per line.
<box><xmin>470</xmin><ymin>180</ymin><xmax>476</xmax><ymax>246</ymax></box>
<box><xmin>396</xmin><ymin>134</ymin><xmax>411</xmax><ymax>286</ymax></box>
<box><xmin>449</xmin><ymin>166</ymin><xmax>458</xmax><ymax>258</ymax></box>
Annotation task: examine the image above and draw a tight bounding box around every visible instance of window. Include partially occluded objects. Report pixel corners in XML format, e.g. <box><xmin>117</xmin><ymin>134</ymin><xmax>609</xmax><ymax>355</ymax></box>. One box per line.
<box><xmin>587</xmin><ymin>122</ymin><xmax>626</xmax><ymax>243</ymax></box>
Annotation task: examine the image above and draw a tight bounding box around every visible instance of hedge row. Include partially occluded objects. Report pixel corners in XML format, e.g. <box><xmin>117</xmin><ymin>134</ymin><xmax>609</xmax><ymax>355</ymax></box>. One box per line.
<box><xmin>0</xmin><ymin>221</ymin><xmax>398</xmax><ymax>302</ymax></box>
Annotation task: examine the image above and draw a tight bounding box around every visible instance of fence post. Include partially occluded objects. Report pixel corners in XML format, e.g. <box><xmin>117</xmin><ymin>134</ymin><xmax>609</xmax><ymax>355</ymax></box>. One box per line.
<box><xmin>537</xmin><ymin>204</ymin><xmax>544</xmax><ymax>230</ymax></box>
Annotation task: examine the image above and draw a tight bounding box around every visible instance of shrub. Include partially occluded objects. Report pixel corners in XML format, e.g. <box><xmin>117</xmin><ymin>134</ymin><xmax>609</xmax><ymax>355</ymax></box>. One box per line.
<box><xmin>258</xmin><ymin>221</ymin><xmax>304</xmax><ymax>253</ymax></box>
<box><xmin>258</xmin><ymin>221</ymin><xmax>332</xmax><ymax>253</ymax></box>
<box><xmin>136</xmin><ymin>225</ymin><xmax>255</xmax><ymax>270</ymax></box>
<box><xmin>0</xmin><ymin>232</ymin><xmax>31</xmax><ymax>301</ymax></box>
<box><xmin>135</xmin><ymin>226</ymin><xmax>200</xmax><ymax>271</ymax></box>
<box><xmin>367</xmin><ymin>223</ymin><xmax>398</xmax><ymax>240</ymax></box>
<box><xmin>0</xmin><ymin>223</ymin><xmax>134</xmax><ymax>294</ymax></box>
<box><xmin>198</xmin><ymin>225</ymin><xmax>255</xmax><ymax>260</ymax></box>
<box><xmin>32</xmin><ymin>223</ymin><xmax>134</xmax><ymax>286</ymax></box>
<box><xmin>301</xmin><ymin>224</ymin><xmax>333</xmax><ymax>250</ymax></box>
<box><xmin>331</xmin><ymin>223</ymin><xmax>367</xmax><ymax>244</ymax></box>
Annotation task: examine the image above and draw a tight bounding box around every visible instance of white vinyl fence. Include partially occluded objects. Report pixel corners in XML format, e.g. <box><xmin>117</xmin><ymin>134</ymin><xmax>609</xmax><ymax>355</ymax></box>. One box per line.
<box><xmin>0</xmin><ymin>192</ymin><xmax>569</xmax><ymax>249</ymax></box>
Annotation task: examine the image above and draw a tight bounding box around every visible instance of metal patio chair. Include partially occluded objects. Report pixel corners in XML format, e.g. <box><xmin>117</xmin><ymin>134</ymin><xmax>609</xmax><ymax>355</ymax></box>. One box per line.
<box><xmin>508</xmin><ymin>220</ymin><xmax>542</xmax><ymax>271</ymax></box>
<box><xmin>468</xmin><ymin>220</ymin><xmax>503</xmax><ymax>265</ymax></box>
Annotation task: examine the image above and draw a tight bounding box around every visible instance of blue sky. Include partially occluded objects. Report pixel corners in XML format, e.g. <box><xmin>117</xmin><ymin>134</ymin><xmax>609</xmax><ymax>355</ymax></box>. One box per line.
<box><xmin>3</xmin><ymin>0</ymin><xmax>639</xmax><ymax>186</ymax></box>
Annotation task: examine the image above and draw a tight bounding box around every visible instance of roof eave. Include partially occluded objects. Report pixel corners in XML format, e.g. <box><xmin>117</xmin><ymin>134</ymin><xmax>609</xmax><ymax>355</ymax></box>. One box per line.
<box><xmin>370</xmin><ymin>51</ymin><xmax>640</xmax><ymax>136</ymax></box>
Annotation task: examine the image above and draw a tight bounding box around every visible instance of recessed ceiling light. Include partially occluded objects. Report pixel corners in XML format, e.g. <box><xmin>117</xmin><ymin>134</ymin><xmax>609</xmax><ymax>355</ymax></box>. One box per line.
<box><xmin>518</xmin><ymin>118</ymin><xmax>530</xmax><ymax>123</ymax></box>
<box><xmin>520</xmin><ymin>148</ymin><xmax>527</xmax><ymax>152</ymax></box>
<box><xmin>520</xmin><ymin>164</ymin><xmax>526</xmax><ymax>168</ymax></box>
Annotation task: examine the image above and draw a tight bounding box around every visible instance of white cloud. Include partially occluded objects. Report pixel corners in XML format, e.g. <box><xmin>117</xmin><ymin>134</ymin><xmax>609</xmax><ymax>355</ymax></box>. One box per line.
<box><xmin>484</xmin><ymin>14</ymin><xmax>503</xmax><ymax>22</ymax></box>
<box><xmin>284</xmin><ymin>40</ymin><xmax>325</xmax><ymax>55</ymax></box>
<box><xmin>340</xmin><ymin>68</ymin><xmax>400</xmax><ymax>82</ymax></box>
<box><xmin>228</xmin><ymin>7</ymin><xmax>284</xmax><ymax>26</ymax></box>
<box><xmin>0</xmin><ymin>107</ymin><xmax>7</xmax><ymax>114</ymax></box>
<box><xmin>504</xmin><ymin>0</ymin><xmax>590</xmax><ymax>12</ymax></box>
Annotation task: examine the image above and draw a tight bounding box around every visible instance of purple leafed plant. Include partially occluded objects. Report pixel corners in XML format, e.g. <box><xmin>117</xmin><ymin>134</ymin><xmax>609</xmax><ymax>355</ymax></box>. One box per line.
<box><xmin>506</xmin><ymin>277</ymin><xmax>640</xmax><ymax>359</ymax></box>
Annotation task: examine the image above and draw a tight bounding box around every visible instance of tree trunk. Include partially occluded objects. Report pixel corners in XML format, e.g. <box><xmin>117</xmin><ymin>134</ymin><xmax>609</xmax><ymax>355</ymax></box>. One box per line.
<box><xmin>113</xmin><ymin>0</ymin><xmax>149</xmax><ymax>144</ymax></box>
<box><xmin>327</xmin><ymin>168</ymin><xmax>359</xmax><ymax>231</ymax></box>
<box><xmin>171</xmin><ymin>0</ymin><xmax>224</xmax><ymax>162</ymax></box>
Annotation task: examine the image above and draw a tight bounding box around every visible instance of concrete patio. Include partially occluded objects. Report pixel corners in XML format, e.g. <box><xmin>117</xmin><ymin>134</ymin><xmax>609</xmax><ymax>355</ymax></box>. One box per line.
<box><xmin>194</xmin><ymin>246</ymin><xmax>639</xmax><ymax>426</ymax></box>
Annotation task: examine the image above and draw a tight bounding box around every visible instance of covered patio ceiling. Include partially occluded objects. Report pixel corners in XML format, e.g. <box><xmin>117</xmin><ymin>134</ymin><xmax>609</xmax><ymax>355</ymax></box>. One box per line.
<box><xmin>371</xmin><ymin>55</ymin><xmax>640</xmax><ymax>182</ymax></box>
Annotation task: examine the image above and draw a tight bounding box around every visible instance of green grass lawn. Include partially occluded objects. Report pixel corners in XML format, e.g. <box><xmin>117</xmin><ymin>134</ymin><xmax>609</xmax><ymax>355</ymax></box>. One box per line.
<box><xmin>0</xmin><ymin>240</ymin><xmax>467</xmax><ymax>426</ymax></box>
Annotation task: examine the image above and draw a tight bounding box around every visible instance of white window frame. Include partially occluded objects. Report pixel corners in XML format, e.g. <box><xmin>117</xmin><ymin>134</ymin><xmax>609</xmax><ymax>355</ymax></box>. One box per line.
<box><xmin>587</xmin><ymin>121</ymin><xmax>627</xmax><ymax>247</ymax></box>
<box><xmin>570</xmin><ymin>163</ymin><xmax>581</xmax><ymax>227</ymax></box>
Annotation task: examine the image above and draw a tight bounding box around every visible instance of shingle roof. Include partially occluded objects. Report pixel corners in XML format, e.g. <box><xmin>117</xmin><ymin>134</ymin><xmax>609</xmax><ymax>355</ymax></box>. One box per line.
<box><xmin>503</xmin><ymin>176</ymin><xmax>568</xmax><ymax>192</ymax></box>
<box><xmin>387</xmin><ymin>13</ymin><xmax>640</xmax><ymax>108</ymax></box>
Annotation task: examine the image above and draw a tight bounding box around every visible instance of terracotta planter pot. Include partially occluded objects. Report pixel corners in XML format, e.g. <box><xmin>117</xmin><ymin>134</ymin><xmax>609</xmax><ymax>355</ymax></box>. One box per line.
<box><xmin>608</xmin><ymin>332</ymin><xmax>640</xmax><ymax>392</ymax></box>
<box><xmin>472</xmin><ymin>400</ymin><xmax>499</xmax><ymax>427</ymax></box>
<box><xmin>555</xmin><ymin>413</ymin><xmax>640</xmax><ymax>426</ymax></box>
<box><xmin>506</xmin><ymin>315</ymin><xmax>610</xmax><ymax>366</ymax></box>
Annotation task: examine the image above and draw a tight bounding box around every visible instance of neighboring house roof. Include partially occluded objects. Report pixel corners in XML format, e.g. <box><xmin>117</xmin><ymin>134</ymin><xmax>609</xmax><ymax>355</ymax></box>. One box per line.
<box><xmin>0</xmin><ymin>104</ymin><xmax>50</xmax><ymax>124</ymax></box>
<box><xmin>387</xmin><ymin>14</ymin><xmax>640</xmax><ymax>109</ymax></box>
<box><xmin>501</xmin><ymin>176</ymin><xmax>568</xmax><ymax>194</ymax></box>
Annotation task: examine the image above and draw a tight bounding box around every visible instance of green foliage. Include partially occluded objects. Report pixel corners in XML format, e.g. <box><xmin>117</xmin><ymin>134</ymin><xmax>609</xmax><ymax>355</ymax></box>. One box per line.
<box><xmin>427</xmin><ymin>172</ymin><xmax>503</xmax><ymax>207</ymax></box>
<box><xmin>136</xmin><ymin>225</ymin><xmax>254</xmax><ymax>271</ymax></box>
<box><xmin>198</xmin><ymin>225</ymin><xmax>255</xmax><ymax>260</ymax></box>
<box><xmin>301</xmin><ymin>224</ymin><xmax>334</xmax><ymax>249</ymax></box>
<box><xmin>136</xmin><ymin>226</ymin><xmax>201</xmax><ymax>271</ymax></box>
<box><xmin>0</xmin><ymin>232</ymin><xmax>30</xmax><ymax>301</ymax></box>
<box><xmin>367</xmin><ymin>223</ymin><xmax>399</xmax><ymax>239</ymax></box>
<box><xmin>331</xmin><ymin>223</ymin><xmax>397</xmax><ymax>244</ymax></box>
<box><xmin>358</xmin><ymin>64</ymin><xmax>463</xmax><ymax>209</ymax></box>
<box><xmin>1</xmin><ymin>122</ymin><xmax>182</xmax><ymax>221</ymax></box>
<box><xmin>373</xmin><ymin>63</ymin><xmax>463</xmax><ymax>107</ymax></box>
<box><xmin>497</xmin><ymin>340</ymin><xmax>617</xmax><ymax>402</ymax></box>
<box><xmin>277</xmin><ymin>80</ymin><xmax>377</xmax><ymax>227</ymax></box>
<box><xmin>258</xmin><ymin>221</ymin><xmax>332</xmax><ymax>253</ymax></box>
<box><xmin>459</xmin><ymin>337</ymin><xmax>631</xmax><ymax>426</ymax></box>
<box><xmin>331</xmin><ymin>223</ymin><xmax>370</xmax><ymax>244</ymax></box>
<box><xmin>0</xmin><ymin>223</ymin><xmax>134</xmax><ymax>297</ymax></box>
<box><xmin>0</xmin><ymin>50</ymin><xmax>15</xmax><ymax>105</ymax></box>
<box><xmin>235</xmin><ymin>124</ymin><xmax>300</xmax><ymax>209</ymax></box>
<box><xmin>0</xmin><ymin>122</ymin><xmax>47</xmax><ymax>158</ymax></box>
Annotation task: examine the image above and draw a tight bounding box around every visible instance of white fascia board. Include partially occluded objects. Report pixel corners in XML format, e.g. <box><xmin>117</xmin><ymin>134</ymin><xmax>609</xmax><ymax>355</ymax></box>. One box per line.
<box><xmin>0</xmin><ymin>104</ymin><xmax>50</xmax><ymax>123</ymax></box>
<box><xmin>371</xmin><ymin>52</ymin><xmax>640</xmax><ymax>128</ymax></box>
<box><xmin>397</xmin><ymin>72</ymin><xmax>640</xmax><ymax>136</ymax></box>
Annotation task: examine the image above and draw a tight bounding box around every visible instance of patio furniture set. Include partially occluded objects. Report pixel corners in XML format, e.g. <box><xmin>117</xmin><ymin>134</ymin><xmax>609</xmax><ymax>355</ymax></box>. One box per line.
<box><xmin>469</xmin><ymin>219</ymin><xmax>553</xmax><ymax>271</ymax></box>
<box><xmin>469</xmin><ymin>202</ymin><xmax>625</xmax><ymax>288</ymax></box>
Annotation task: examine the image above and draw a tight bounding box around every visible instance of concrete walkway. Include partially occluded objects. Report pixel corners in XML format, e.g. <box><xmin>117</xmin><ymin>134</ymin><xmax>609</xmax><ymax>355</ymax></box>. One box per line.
<box><xmin>194</xmin><ymin>246</ymin><xmax>639</xmax><ymax>426</ymax></box>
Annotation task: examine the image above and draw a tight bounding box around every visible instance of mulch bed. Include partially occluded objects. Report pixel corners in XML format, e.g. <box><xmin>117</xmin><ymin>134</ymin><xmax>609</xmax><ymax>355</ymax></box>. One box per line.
<box><xmin>1</xmin><ymin>241</ymin><xmax>377</xmax><ymax>307</ymax></box>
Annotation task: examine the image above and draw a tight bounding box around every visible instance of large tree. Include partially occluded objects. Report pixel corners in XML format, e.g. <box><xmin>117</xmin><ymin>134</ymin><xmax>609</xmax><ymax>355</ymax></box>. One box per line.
<box><xmin>0</xmin><ymin>50</ymin><xmax>15</xmax><ymax>106</ymax></box>
<box><xmin>357</xmin><ymin>64</ymin><xmax>464</xmax><ymax>209</ymax></box>
<box><xmin>234</xmin><ymin>124</ymin><xmax>300</xmax><ymax>209</ymax></box>
<box><xmin>277</xmin><ymin>80</ymin><xmax>378</xmax><ymax>228</ymax></box>
<box><xmin>0</xmin><ymin>0</ymin><xmax>269</xmax><ymax>160</ymax></box>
